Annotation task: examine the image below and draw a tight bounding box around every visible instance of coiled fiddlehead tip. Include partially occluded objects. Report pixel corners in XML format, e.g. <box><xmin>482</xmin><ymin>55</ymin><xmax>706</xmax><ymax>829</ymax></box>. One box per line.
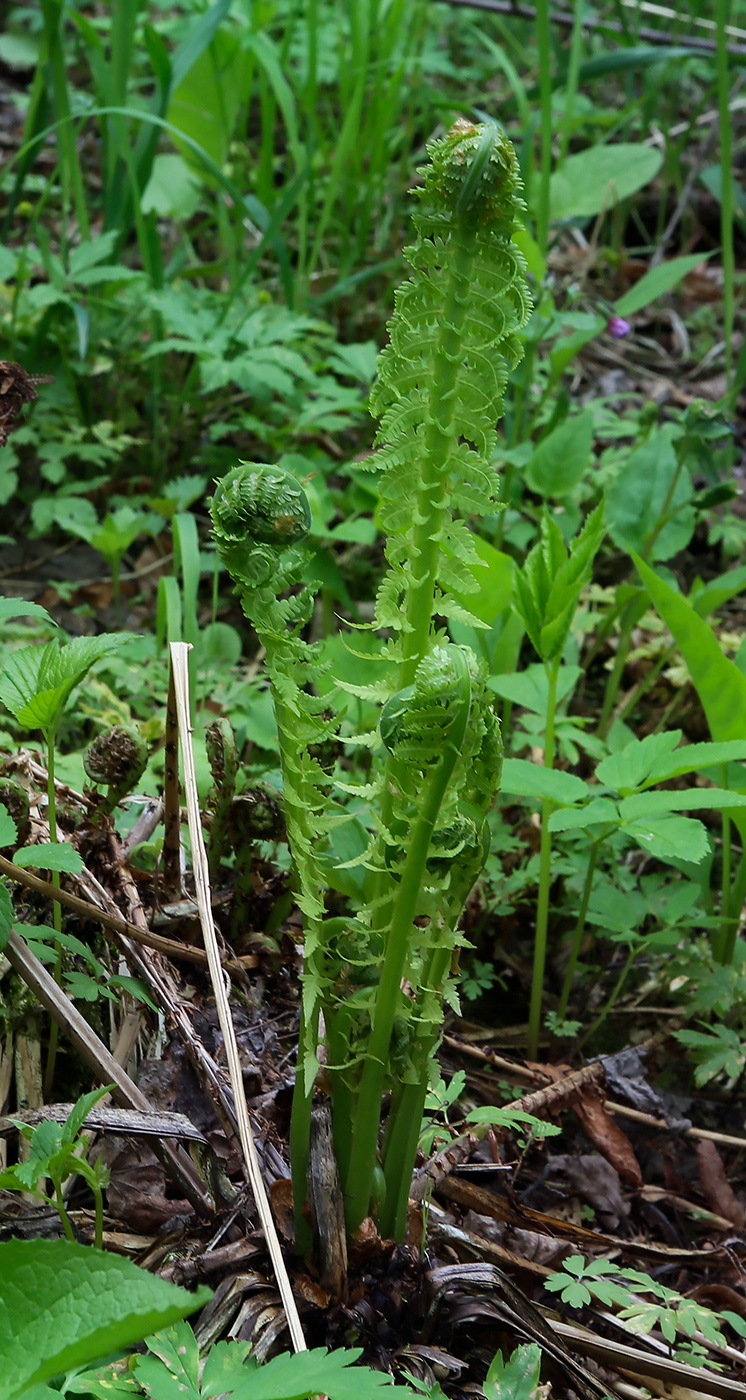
<box><xmin>380</xmin><ymin>644</ymin><xmax>474</xmax><ymax>760</ymax></box>
<box><xmin>211</xmin><ymin>463</ymin><xmax>312</xmax><ymax>589</ymax></box>
<box><xmin>83</xmin><ymin>725</ymin><xmax>148</xmax><ymax>806</ymax></box>
<box><xmin>426</xmin><ymin>119</ymin><xmax>524</xmax><ymax>222</ymax></box>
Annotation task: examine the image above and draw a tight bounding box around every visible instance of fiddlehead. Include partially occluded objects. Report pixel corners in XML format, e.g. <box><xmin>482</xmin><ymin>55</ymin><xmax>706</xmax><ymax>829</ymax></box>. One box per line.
<box><xmin>204</xmin><ymin>719</ymin><xmax>239</xmax><ymax>884</ymax></box>
<box><xmin>83</xmin><ymin>725</ymin><xmax>148</xmax><ymax>814</ymax></box>
<box><xmin>364</xmin><ymin>119</ymin><xmax>531</xmax><ymax>682</ymax></box>
<box><xmin>210</xmin><ymin>465</ymin><xmax>312</xmax><ymax>591</ymax></box>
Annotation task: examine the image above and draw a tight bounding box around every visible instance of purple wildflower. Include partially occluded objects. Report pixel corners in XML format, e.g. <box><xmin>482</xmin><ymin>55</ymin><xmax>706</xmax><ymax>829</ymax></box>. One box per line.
<box><xmin>607</xmin><ymin>315</ymin><xmax>632</xmax><ymax>340</ymax></box>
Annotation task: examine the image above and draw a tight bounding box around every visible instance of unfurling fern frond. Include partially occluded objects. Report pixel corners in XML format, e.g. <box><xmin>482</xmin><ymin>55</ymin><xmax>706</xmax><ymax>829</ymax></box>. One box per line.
<box><xmin>365</xmin><ymin>118</ymin><xmax>532</xmax><ymax>682</ymax></box>
<box><xmin>211</xmin><ymin>462</ymin><xmax>342</xmax><ymax>1254</ymax></box>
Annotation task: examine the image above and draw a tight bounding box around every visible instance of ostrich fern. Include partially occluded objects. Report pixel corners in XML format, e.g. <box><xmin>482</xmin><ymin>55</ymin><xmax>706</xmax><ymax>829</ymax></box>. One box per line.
<box><xmin>211</xmin><ymin>119</ymin><xmax>531</xmax><ymax>1248</ymax></box>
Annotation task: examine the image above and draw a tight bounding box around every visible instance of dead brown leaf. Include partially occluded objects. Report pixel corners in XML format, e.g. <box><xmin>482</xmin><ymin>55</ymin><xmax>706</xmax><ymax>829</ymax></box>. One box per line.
<box><xmin>696</xmin><ymin>1140</ymin><xmax>744</xmax><ymax>1228</ymax></box>
<box><xmin>573</xmin><ymin>1086</ymin><xmax>642</xmax><ymax>1187</ymax></box>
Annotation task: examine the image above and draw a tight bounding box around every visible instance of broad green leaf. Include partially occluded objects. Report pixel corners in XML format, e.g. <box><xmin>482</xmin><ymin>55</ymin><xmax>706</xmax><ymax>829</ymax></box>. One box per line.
<box><xmin>14</xmin><ymin>844</ymin><xmax>84</xmax><ymax>874</ymax></box>
<box><xmin>632</xmin><ymin>554</ymin><xmax>746</xmax><ymax>854</ymax></box>
<box><xmin>549</xmin><ymin>144</ymin><xmax>662</xmax><ymax>222</ymax></box>
<box><xmin>596</xmin><ymin>730</ymin><xmax>682</xmax><ymax>793</ymax></box>
<box><xmin>0</xmin><ymin>634</ymin><xmax>134</xmax><ymax>736</ymax></box>
<box><xmin>624</xmin><ymin>814</ymin><xmax>710</xmax><ymax>864</ymax></box>
<box><xmin>699</xmin><ymin>164</ymin><xmax>746</xmax><ymax>229</ymax></box>
<box><xmin>548</xmin><ymin>798</ymin><xmax>619</xmax><ymax>833</ymax></box>
<box><xmin>0</xmin><ymin>1238</ymin><xmax>211</xmax><ymax>1398</ymax></box>
<box><xmin>500</xmin><ymin>758</ymin><xmax>588</xmax><ymax>805</ymax></box>
<box><xmin>525</xmin><ymin>411</ymin><xmax>593</xmax><ymax>498</ymax></box>
<box><xmin>0</xmin><ymin>802</ymin><xmax>18</xmax><ymax>847</ymax></box>
<box><xmin>614</xmin><ymin>254</ymin><xmax>711</xmax><ymax>318</ymax></box>
<box><xmin>169</xmin><ymin>26</ymin><xmax>252</xmax><ymax>173</ymax></box>
<box><xmin>0</xmin><ymin>598</ymin><xmax>56</xmax><ymax>627</ymax></box>
<box><xmin>549</xmin><ymin>318</ymin><xmax>603</xmax><ymax>384</ymax></box>
<box><xmin>141</xmin><ymin>153</ymin><xmax>202</xmax><ymax>220</ymax></box>
<box><xmin>620</xmin><ymin>789</ymin><xmax>746</xmax><ymax>821</ymax></box>
<box><xmin>68</xmin><ymin>232</ymin><xmax>119</xmax><ymax>278</ymax></box>
<box><xmin>587</xmin><ymin>884</ymin><xmax>647</xmax><ymax>932</ymax></box>
<box><xmin>489</xmin><ymin>663</ymin><xmax>582</xmax><ymax>714</ymax></box>
<box><xmin>63</xmin><ymin>1085</ymin><xmax>113</xmax><ymax>1145</ymax></box>
<box><xmin>606</xmin><ymin>428</ymin><xmax>694</xmax><ymax>561</ymax></box>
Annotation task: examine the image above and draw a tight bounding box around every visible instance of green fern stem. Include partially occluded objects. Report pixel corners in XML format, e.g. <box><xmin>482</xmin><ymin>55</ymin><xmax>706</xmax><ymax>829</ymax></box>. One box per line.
<box><xmin>378</xmin><ymin>938</ymin><xmax>452</xmax><ymax>1240</ymax></box>
<box><xmin>528</xmin><ymin>657</ymin><xmax>559</xmax><ymax>1060</ymax></box>
<box><xmin>343</xmin><ymin>651</ymin><xmax>472</xmax><ymax>1233</ymax></box>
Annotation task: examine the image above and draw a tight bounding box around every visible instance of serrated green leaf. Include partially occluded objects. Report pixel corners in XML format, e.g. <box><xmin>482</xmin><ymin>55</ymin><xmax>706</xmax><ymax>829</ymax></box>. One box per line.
<box><xmin>0</xmin><ymin>598</ymin><xmax>57</xmax><ymax>626</ymax></box>
<box><xmin>220</xmin><ymin>1347</ymin><xmax>401</xmax><ymax>1400</ymax></box>
<box><xmin>135</xmin><ymin>1321</ymin><xmax>200</xmax><ymax>1400</ymax></box>
<box><xmin>0</xmin><ymin>1238</ymin><xmax>211</xmax><ymax>1397</ymax></box>
<box><xmin>620</xmin><ymin>788</ymin><xmax>746</xmax><ymax>820</ymax></box>
<box><xmin>643</xmin><ymin>739</ymin><xmax>746</xmax><ymax>786</ymax></box>
<box><xmin>0</xmin><ymin>634</ymin><xmax>135</xmax><ymax>737</ymax></box>
<box><xmin>0</xmin><ymin>803</ymin><xmax>18</xmax><ymax>847</ymax></box>
<box><xmin>14</xmin><ymin>844</ymin><xmax>84</xmax><ymax>873</ymax></box>
<box><xmin>548</xmin><ymin>798</ymin><xmax>619</xmax><ymax>832</ymax></box>
<box><xmin>596</xmin><ymin>731</ymin><xmax>683</xmax><ymax>793</ymax></box>
<box><xmin>64</xmin><ymin>1085</ymin><xmax>113</xmax><ymax>1145</ymax></box>
<box><xmin>624</xmin><ymin>814</ymin><xmax>710</xmax><ymax>863</ymax></box>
